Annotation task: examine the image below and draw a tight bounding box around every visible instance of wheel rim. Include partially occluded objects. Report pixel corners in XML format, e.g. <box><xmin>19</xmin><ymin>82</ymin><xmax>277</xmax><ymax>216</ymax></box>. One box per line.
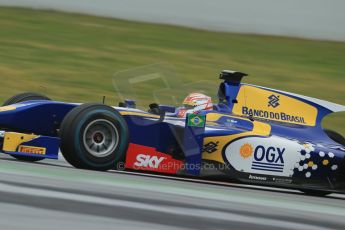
<box><xmin>83</xmin><ymin>119</ymin><xmax>119</xmax><ymax>157</ymax></box>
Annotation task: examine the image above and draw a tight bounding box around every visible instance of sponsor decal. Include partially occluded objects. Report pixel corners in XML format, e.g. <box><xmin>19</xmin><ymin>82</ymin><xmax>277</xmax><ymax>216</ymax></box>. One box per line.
<box><xmin>226</xmin><ymin>119</ymin><xmax>238</xmax><ymax>124</ymax></box>
<box><xmin>240</xmin><ymin>143</ymin><xmax>253</xmax><ymax>159</ymax></box>
<box><xmin>251</xmin><ymin>145</ymin><xmax>285</xmax><ymax>172</ymax></box>
<box><xmin>242</xmin><ymin>107</ymin><xmax>306</xmax><ymax>124</ymax></box>
<box><xmin>225</xmin><ymin>136</ymin><xmax>302</xmax><ymax>177</ymax></box>
<box><xmin>272</xmin><ymin>177</ymin><xmax>293</xmax><ymax>184</ymax></box>
<box><xmin>248</xmin><ymin>174</ymin><xmax>267</xmax><ymax>181</ymax></box>
<box><xmin>202</xmin><ymin>141</ymin><xmax>219</xmax><ymax>154</ymax></box>
<box><xmin>134</xmin><ymin>154</ymin><xmax>165</xmax><ymax>169</ymax></box>
<box><xmin>238</xmin><ymin>143</ymin><xmax>285</xmax><ymax>172</ymax></box>
<box><xmin>125</xmin><ymin>143</ymin><xmax>183</xmax><ymax>174</ymax></box>
<box><xmin>187</xmin><ymin>114</ymin><xmax>206</xmax><ymax>128</ymax></box>
<box><xmin>268</xmin><ymin>95</ymin><xmax>280</xmax><ymax>108</ymax></box>
<box><xmin>248</xmin><ymin>174</ymin><xmax>292</xmax><ymax>184</ymax></box>
<box><xmin>18</xmin><ymin>145</ymin><xmax>46</xmax><ymax>155</ymax></box>
<box><xmin>232</xmin><ymin>85</ymin><xmax>318</xmax><ymax>126</ymax></box>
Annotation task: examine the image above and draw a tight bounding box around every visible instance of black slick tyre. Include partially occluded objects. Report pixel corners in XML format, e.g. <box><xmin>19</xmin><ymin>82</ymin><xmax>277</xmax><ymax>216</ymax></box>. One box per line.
<box><xmin>59</xmin><ymin>103</ymin><xmax>129</xmax><ymax>171</ymax></box>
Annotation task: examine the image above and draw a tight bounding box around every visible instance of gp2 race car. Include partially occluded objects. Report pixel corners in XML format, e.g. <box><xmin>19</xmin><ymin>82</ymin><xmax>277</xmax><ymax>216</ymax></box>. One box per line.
<box><xmin>0</xmin><ymin>70</ymin><xmax>344</xmax><ymax>196</ymax></box>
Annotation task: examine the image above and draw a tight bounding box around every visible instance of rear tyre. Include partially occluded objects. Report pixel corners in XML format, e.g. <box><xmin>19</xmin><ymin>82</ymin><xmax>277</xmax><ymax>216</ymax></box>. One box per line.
<box><xmin>2</xmin><ymin>92</ymin><xmax>51</xmax><ymax>162</ymax></box>
<box><xmin>325</xmin><ymin>129</ymin><xmax>345</xmax><ymax>145</ymax></box>
<box><xmin>60</xmin><ymin>103</ymin><xmax>129</xmax><ymax>171</ymax></box>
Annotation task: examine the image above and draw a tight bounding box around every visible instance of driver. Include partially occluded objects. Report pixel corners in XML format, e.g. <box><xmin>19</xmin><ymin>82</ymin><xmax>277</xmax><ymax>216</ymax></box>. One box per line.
<box><xmin>177</xmin><ymin>93</ymin><xmax>213</xmax><ymax>118</ymax></box>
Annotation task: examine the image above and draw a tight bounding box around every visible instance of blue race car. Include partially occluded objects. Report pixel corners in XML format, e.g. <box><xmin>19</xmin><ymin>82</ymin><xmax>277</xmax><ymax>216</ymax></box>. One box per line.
<box><xmin>0</xmin><ymin>70</ymin><xmax>344</xmax><ymax>196</ymax></box>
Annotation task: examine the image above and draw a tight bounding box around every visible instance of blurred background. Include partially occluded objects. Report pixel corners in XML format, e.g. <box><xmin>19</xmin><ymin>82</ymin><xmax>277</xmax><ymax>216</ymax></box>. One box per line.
<box><xmin>0</xmin><ymin>0</ymin><xmax>343</xmax><ymax>134</ymax></box>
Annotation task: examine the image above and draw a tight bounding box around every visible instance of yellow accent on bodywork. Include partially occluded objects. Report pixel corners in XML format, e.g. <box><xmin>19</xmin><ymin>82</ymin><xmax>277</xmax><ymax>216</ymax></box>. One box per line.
<box><xmin>202</xmin><ymin>121</ymin><xmax>271</xmax><ymax>164</ymax></box>
<box><xmin>3</xmin><ymin>132</ymin><xmax>39</xmax><ymax>152</ymax></box>
<box><xmin>119</xmin><ymin>111</ymin><xmax>160</xmax><ymax>119</ymax></box>
<box><xmin>0</xmin><ymin>105</ymin><xmax>16</xmax><ymax>112</ymax></box>
<box><xmin>322</xmin><ymin>159</ymin><xmax>330</xmax><ymax>166</ymax></box>
<box><xmin>232</xmin><ymin>85</ymin><xmax>318</xmax><ymax>126</ymax></box>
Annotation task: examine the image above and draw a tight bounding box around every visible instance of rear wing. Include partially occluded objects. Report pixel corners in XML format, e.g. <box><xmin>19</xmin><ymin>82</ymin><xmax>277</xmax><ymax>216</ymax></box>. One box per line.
<box><xmin>217</xmin><ymin>70</ymin><xmax>345</xmax><ymax>127</ymax></box>
<box><xmin>232</xmin><ymin>84</ymin><xmax>344</xmax><ymax>127</ymax></box>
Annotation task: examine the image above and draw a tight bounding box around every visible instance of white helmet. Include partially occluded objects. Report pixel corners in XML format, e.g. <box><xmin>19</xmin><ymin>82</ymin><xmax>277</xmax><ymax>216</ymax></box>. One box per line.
<box><xmin>177</xmin><ymin>93</ymin><xmax>213</xmax><ymax>118</ymax></box>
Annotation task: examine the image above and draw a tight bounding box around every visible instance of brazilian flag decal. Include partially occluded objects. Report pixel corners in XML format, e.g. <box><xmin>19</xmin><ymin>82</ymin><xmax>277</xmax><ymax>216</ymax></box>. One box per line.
<box><xmin>187</xmin><ymin>114</ymin><xmax>206</xmax><ymax>128</ymax></box>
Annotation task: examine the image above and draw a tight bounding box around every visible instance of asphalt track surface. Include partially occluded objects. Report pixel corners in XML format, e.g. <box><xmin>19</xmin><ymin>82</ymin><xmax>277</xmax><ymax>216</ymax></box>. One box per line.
<box><xmin>1</xmin><ymin>155</ymin><xmax>345</xmax><ymax>230</ymax></box>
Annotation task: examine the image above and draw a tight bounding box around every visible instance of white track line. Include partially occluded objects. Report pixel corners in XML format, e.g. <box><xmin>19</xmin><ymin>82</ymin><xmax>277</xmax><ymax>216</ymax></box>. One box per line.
<box><xmin>0</xmin><ymin>182</ymin><xmax>333</xmax><ymax>230</ymax></box>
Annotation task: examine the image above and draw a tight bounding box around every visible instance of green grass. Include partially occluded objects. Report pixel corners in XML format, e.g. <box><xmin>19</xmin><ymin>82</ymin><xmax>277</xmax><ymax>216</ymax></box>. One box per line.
<box><xmin>0</xmin><ymin>7</ymin><xmax>344</xmax><ymax>135</ymax></box>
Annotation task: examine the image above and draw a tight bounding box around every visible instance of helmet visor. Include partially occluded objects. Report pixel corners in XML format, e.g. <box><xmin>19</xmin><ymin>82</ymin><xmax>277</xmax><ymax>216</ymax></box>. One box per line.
<box><xmin>182</xmin><ymin>104</ymin><xmax>196</xmax><ymax>110</ymax></box>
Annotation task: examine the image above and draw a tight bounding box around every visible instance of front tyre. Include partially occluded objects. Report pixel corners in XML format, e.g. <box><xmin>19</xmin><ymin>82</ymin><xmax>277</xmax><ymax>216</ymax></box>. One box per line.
<box><xmin>60</xmin><ymin>103</ymin><xmax>129</xmax><ymax>171</ymax></box>
<box><xmin>3</xmin><ymin>92</ymin><xmax>51</xmax><ymax>106</ymax></box>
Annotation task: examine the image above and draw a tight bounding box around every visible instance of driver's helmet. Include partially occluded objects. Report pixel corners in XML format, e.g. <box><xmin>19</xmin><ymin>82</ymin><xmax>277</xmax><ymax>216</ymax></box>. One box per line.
<box><xmin>177</xmin><ymin>93</ymin><xmax>213</xmax><ymax>118</ymax></box>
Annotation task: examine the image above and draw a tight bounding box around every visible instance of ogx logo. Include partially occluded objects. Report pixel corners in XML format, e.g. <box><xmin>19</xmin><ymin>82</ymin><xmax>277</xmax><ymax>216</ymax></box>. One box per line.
<box><xmin>251</xmin><ymin>146</ymin><xmax>285</xmax><ymax>172</ymax></box>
